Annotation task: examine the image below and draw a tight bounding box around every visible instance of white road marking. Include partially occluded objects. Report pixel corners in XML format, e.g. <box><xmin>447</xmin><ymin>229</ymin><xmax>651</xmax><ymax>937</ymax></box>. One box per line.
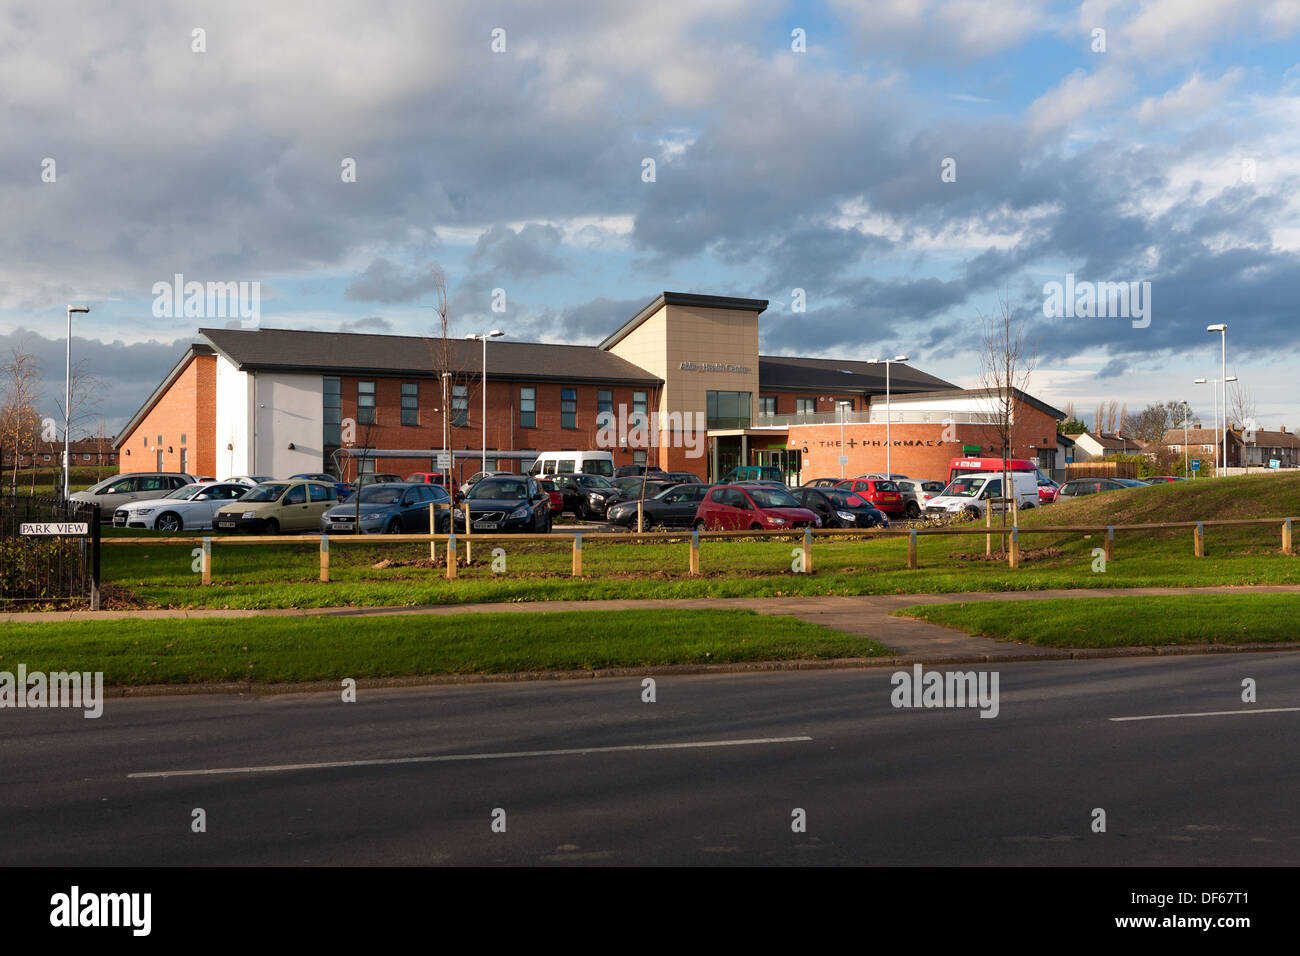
<box><xmin>1110</xmin><ymin>707</ymin><xmax>1300</xmax><ymax>722</ymax></box>
<box><xmin>129</xmin><ymin>735</ymin><xmax>815</xmax><ymax>779</ymax></box>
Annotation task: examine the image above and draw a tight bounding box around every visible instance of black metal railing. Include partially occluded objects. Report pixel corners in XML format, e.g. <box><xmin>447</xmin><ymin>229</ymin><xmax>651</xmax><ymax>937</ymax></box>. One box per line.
<box><xmin>0</xmin><ymin>496</ymin><xmax>100</xmax><ymax>605</ymax></box>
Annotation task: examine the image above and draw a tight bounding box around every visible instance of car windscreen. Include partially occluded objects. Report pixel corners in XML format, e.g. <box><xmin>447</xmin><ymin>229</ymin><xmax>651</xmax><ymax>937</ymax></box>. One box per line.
<box><xmin>824</xmin><ymin>489</ymin><xmax>865</xmax><ymax>508</ymax></box>
<box><xmin>242</xmin><ymin>483</ymin><xmax>288</xmax><ymax>502</ymax></box>
<box><xmin>748</xmin><ymin>487</ymin><xmax>800</xmax><ymax>508</ymax></box>
<box><xmin>358</xmin><ymin>487</ymin><xmax>403</xmax><ymax>504</ymax></box>
<box><xmin>942</xmin><ymin>478</ymin><xmax>985</xmax><ymax>498</ymax></box>
<box><xmin>470</xmin><ymin>480</ymin><xmax>528</xmax><ymax>500</ymax></box>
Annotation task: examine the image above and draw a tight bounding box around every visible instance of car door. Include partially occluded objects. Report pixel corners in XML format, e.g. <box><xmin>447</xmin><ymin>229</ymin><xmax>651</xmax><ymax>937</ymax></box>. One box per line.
<box><xmin>723</xmin><ymin>488</ymin><xmax>753</xmax><ymax>529</ymax></box>
<box><xmin>279</xmin><ymin>483</ymin><xmax>310</xmax><ymax>530</ymax></box>
<box><xmin>306</xmin><ymin>483</ymin><xmax>335</xmax><ymax>526</ymax></box>
<box><xmin>398</xmin><ymin>486</ymin><xmax>424</xmax><ymax>531</ymax></box>
<box><xmin>799</xmin><ymin>490</ymin><xmax>835</xmax><ymax>526</ymax></box>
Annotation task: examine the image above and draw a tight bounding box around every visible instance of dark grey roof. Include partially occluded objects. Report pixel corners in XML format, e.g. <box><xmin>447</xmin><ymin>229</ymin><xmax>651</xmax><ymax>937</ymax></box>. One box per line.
<box><xmin>199</xmin><ymin>328</ymin><xmax>662</xmax><ymax>385</ymax></box>
<box><xmin>756</xmin><ymin>355</ymin><xmax>956</xmax><ymax>394</ymax></box>
<box><xmin>598</xmin><ymin>292</ymin><xmax>769</xmax><ymax>350</ymax></box>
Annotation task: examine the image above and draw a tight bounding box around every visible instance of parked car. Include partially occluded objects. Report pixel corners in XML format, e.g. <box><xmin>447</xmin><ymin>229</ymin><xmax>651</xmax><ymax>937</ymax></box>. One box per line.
<box><xmin>113</xmin><ymin>482</ymin><xmax>251</xmax><ymax>531</ymax></box>
<box><xmin>925</xmin><ymin>472</ymin><xmax>1038</xmax><ymax>518</ymax></box>
<box><xmin>553</xmin><ymin>473</ymin><xmax>619</xmax><ymax>519</ymax></box>
<box><xmin>834</xmin><ymin>477</ymin><xmax>905</xmax><ymax>516</ymax></box>
<box><xmin>1055</xmin><ymin>477</ymin><xmax>1149</xmax><ymax>501</ymax></box>
<box><xmin>607</xmin><ymin>483</ymin><xmax>710</xmax><ymax>529</ymax></box>
<box><xmin>321</xmin><ymin>482</ymin><xmax>452</xmax><ymax>534</ymax></box>
<box><xmin>69</xmin><ymin>473</ymin><xmax>196</xmax><ymax>518</ymax></box>
<box><xmin>213</xmin><ymin>480</ymin><xmax>337</xmax><ymax>533</ymax></box>
<box><xmin>790</xmin><ymin>487</ymin><xmax>890</xmax><ymax>528</ymax></box>
<box><xmin>224</xmin><ymin>475</ymin><xmax>276</xmax><ymax>486</ymax></box>
<box><xmin>663</xmin><ymin>471</ymin><xmax>703</xmax><ymax>485</ymax></box>
<box><xmin>405</xmin><ymin>471</ymin><xmax>461</xmax><ymax>498</ymax></box>
<box><xmin>289</xmin><ymin>473</ymin><xmax>350</xmax><ymax>500</ymax></box>
<box><xmin>530</xmin><ymin>450</ymin><xmax>615</xmax><ymax>478</ymax></box>
<box><xmin>692</xmin><ymin>483</ymin><xmax>819</xmax><ymax>531</ymax></box>
<box><xmin>353</xmin><ymin>473</ymin><xmax>404</xmax><ymax>490</ymax></box>
<box><xmin>895</xmin><ymin>479</ymin><xmax>947</xmax><ymax>518</ymax></box>
<box><xmin>856</xmin><ymin>473</ymin><xmax>909</xmax><ymax>481</ymax></box>
<box><xmin>614</xmin><ymin>464</ymin><xmax>669</xmax><ymax>480</ymax></box>
<box><xmin>1145</xmin><ymin>475</ymin><xmax>1187</xmax><ymax>483</ymax></box>
<box><xmin>609</xmin><ymin>476</ymin><xmax>677</xmax><ymax>504</ymax></box>
<box><xmin>194</xmin><ymin>476</ymin><xmax>219</xmax><ymax>483</ymax></box>
<box><xmin>462</xmin><ymin>471</ymin><xmax>513</xmax><ymax>493</ymax></box>
<box><xmin>536</xmin><ymin>477</ymin><xmax>564</xmax><ymax>512</ymax></box>
<box><xmin>453</xmin><ymin>476</ymin><xmax>552</xmax><ymax>533</ymax></box>
<box><xmin>1037</xmin><ymin>476</ymin><xmax>1060</xmax><ymax>503</ymax></box>
<box><xmin>720</xmin><ymin>465</ymin><xmax>784</xmax><ymax>484</ymax></box>
<box><xmin>801</xmin><ymin>477</ymin><xmax>845</xmax><ymax>489</ymax></box>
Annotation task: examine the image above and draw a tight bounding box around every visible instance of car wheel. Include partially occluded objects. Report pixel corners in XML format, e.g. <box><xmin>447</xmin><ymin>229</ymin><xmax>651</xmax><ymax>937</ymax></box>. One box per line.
<box><xmin>905</xmin><ymin>502</ymin><xmax>920</xmax><ymax>519</ymax></box>
<box><xmin>692</xmin><ymin>519</ymin><xmax>707</xmax><ymax>532</ymax></box>
<box><xmin>544</xmin><ymin>513</ymin><xmax>552</xmax><ymax>534</ymax></box>
<box><xmin>265</xmin><ymin>518</ymin><xmax>279</xmax><ymax>535</ymax></box>
<box><xmin>385</xmin><ymin>518</ymin><xmax>401</xmax><ymax>534</ymax></box>
<box><xmin>437</xmin><ymin>515</ymin><xmax>450</xmax><ymax>534</ymax></box>
<box><xmin>749</xmin><ymin>522</ymin><xmax>762</xmax><ymax>531</ymax></box>
<box><xmin>575</xmin><ymin>500</ymin><xmax>587</xmax><ymax>521</ymax></box>
<box><xmin>155</xmin><ymin>512</ymin><xmax>182</xmax><ymax>532</ymax></box>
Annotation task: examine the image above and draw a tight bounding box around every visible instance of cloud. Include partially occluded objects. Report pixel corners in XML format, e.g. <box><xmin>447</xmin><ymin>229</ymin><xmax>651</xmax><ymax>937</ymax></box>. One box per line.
<box><xmin>344</xmin><ymin>259</ymin><xmax>444</xmax><ymax>304</ymax></box>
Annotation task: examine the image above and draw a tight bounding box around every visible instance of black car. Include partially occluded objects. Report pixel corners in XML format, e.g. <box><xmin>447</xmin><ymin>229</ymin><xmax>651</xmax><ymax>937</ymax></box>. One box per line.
<box><xmin>663</xmin><ymin>471</ymin><xmax>702</xmax><ymax>484</ymax></box>
<box><xmin>790</xmin><ymin>486</ymin><xmax>890</xmax><ymax>528</ymax></box>
<box><xmin>453</xmin><ymin>476</ymin><xmax>551</xmax><ymax>533</ymax></box>
<box><xmin>614</xmin><ymin>464</ymin><xmax>668</xmax><ymax>479</ymax></box>
<box><xmin>606</xmin><ymin>483</ymin><xmax>710</xmax><ymax>529</ymax></box>
<box><xmin>553</xmin><ymin>473</ymin><xmax>619</xmax><ymax>519</ymax></box>
<box><xmin>609</xmin><ymin>477</ymin><xmax>677</xmax><ymax>504</ymax></box>
<box><xmin>801</xmin><ymin>477</ymin><xmax>846</xmax><ymax>489</ymax></box>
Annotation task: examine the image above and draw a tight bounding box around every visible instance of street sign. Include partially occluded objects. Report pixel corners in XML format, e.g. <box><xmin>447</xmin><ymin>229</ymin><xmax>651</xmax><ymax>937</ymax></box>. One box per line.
<box><xmin>838</xmin><ymin>455</ymin><xmax>849</xmax><ymax>466</ymax></box>
<box><xmin>1270</xmin><ymin>459</ymin><xmax>1281</xmax><ymax>469</ymax></box>
<box><xmin>1191</xmin><ymin>459</ymin><xmax>1201</xmax><ymax>472</ymax></box>
<box><xmin>433</xmin><ymin>451</ymin><xmax>450</xmax><ymax>470</ymax></box>
<box><xmin>20</xmin><ymin>522</ymin><xmax>88</xmax><ymax>535</ymax></box>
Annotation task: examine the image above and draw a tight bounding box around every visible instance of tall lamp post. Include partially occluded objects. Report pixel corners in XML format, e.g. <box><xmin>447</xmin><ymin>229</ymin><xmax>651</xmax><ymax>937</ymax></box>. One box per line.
<box><xmin>1195</xmin><ymin>376</ymin><xmax>1236</xmax><ymax>475</ymax></box>
<box><xmin>1207</xmin><ymin>324</ymin><xmax>1228</xmax><ymax>470</ymax></box>
<box><xmin>872</xmin><ymin>356</ymin><xmax>908</xmax><ymax>477</ymax></box>
<box><xmin>465</xmin><ymin>330</ymin><xmax>505</xmax><ymax>477</ymax></box>
<box><xmin>64</xmin><ymin>305</ymin><xmax>90</xmax><ymax>499</ymax></box>
<box><xmin>838</xmin><ymin>401</ymin><xmax>851</xmax><ymax>479</ymax></box>
<box><xmin>1181</xmin><ymin>400</ymin><xmax>1191</xmax><ymax>478</ymax></box>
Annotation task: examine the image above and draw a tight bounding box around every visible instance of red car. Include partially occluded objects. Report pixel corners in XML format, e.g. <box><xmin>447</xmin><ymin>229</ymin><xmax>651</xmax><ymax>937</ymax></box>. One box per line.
<box><xmin>1146</xmin><ymin>475</ymin><xmax>1186</xmax><ymax>483</ymax></box>
<box><xmin>536</xmin><ymin>477</ymin><xmax>564</xmax><ymax>512</ymax></box>
<box><xmin>406</xmin><ymin>472</ymin><xmax>461</xmax><ymax>498</ymax></box>
<box><xmin>833</xmin><ymin>478</ymin><xmax>905</xmax><ymax>515</ymax></box>
<box><xmin>1037</xmin><ymin>478</ymin><xmax>1059</xmax><ymax>503</ymax></box>
<box><xmin>692</xmin><ymin>483</ymin><xmax>819</xmax><ymax>531</ymax></box>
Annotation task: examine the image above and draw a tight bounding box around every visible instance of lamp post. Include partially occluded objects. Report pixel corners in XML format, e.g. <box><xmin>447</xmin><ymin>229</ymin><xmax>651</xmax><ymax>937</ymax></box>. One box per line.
<box><xmin>465</xmin><ymin>330</ymin><xmax>505</xmax><ymax>477</ymax></box>
<box><xmin>1181</xmin><ymin>400</ymin><xmax>1191</xmax><ymax>478</ymax></box>
<box><xmin>64</xmin><ymin>306</ymin><xmax>89</xmax><ymax>499</ymax></box>
<box><xmin>1195</xmin><ymin>376</ymin><xmax>1236</xmax><ymax>475</ymax></box>
<box><xmin>1207</xmin><ymin>324</ymin><xmax>1227</xmax><ymax>470</ymax></box>
<box><xmin>838</xmin><ymin>401</ymin><xmax>851</xmax><ymax>479</ymax></box>
<box><xmin>872</xmin><ymin>356</ymin><xmax>908</xmax><ymax>476</ymax></box>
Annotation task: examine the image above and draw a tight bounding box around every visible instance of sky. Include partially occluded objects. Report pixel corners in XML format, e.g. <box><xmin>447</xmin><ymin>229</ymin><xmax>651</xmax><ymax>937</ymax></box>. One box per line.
<box><xmin>2</xmin><ymin>0</ymin><xmax>1298</xmax><ymax>436</ymax></box>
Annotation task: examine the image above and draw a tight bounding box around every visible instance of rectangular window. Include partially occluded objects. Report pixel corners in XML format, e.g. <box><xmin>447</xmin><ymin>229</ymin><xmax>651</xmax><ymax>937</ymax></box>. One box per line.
<box><xmin>452</xmin><ymin>384</ymin><xmax>468</xmax><ymax>427</ymax></box>
<box><xmin>596</xmin><ymin>389</ymin><xmax>613</xmax><ymax>431</ymax></box>
<box><xmin>561</xmin><ymin>388</ymin><xmax>577</xmax><ymax>429</ymax></box>
<box><xmin>180</xmin><ymin>433</ymin><xmax>187</xmax><ymax>445</ymax></box>
<box><xmin>401</xmin><ymin>382</ymin><xmax>419</xmax><ymax>426</ymax></box>
<box><xmin>180</xmin><ymin>449</ymin><xmax>188</xmax><ymax>473</ymax></box>
<box><xmin>633</xmin><ymin>450</ymin><xmax>647</xmax><ymax>467</ymax></box>
<box><xmin>323</xmin><ymin>376</ymin><xmax>342</xmax><ymax>447</ymax></box>
<box><xmin>796</xmin><ymin>397</ymin><xmax>816</xmax><ymax>415</ymax></box>
<box><xmin>707</xmin><ymin>391</ymin><xmax>752</xmax><ymax>429</ymax></box>
<box><xmin>358</xmin><ymin>381</ymin><xmax>376</xmax><ymax>425</ymax></box>
<box><xmin>759</xmin><ymin>396</ymin><xmax>776</xmax><ymax>416</ymax></box>
<box><xmin>631</xmin><ymin>389</ymin><xmax>649</xmax><ymax>431</ymax></box>
<box><xmin>519</xmin><ymin>387</ymin><xmax>536</xmax><ymax>429</ymax></box>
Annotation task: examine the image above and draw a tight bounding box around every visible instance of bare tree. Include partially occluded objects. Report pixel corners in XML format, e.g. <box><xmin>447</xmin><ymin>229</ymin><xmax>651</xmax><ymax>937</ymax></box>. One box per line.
<box><xmin>51</xmin><ymin>359</ymin><xmax>104</xmax><ymax>443</ymax></box>
<box><xmin>1</xmin><ymin>343</ymin><xmax>42</xmax><ymax>494</ymax></box>
<box><xmin>425</xmin><ymin>265</ymin><xmax>481</xmax><ymax>496</ymax></box>
<box><xmin>1228</xmin><ymin>379</ymin><xmax>1258</xmax><ymax>470</ymax></box>
<box><xmin>978</xmin><ymin>294</ymin><xmax>1036</xmax><ymax>534</ymax></box>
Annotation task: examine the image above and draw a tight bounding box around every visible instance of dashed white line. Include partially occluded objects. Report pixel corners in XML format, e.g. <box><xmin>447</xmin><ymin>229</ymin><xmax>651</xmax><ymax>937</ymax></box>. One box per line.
<box><xmin>129</xmin><ymin>735</ymin><xmax>815</xmax><ymax>779</ymax></box>
<box><xmin>1110</xmin><ymin>707</ymin><xmax>1300</xmax><ymax>722</ymax></box>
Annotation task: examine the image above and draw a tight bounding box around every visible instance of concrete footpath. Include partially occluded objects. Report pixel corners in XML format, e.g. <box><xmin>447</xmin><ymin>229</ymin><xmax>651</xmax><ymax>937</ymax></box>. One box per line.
<box><xmin>5</xmin><ymin>585</ymin><xmax>1300</xmax><ymax>666</ymax></box>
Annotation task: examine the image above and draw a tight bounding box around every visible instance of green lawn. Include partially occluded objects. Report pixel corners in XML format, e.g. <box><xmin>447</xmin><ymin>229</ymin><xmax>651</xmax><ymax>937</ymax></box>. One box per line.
<box><xmin>0</xmin><ymin>609</ymin><xmax>887</xmax><ymax>684</ymax></box>
<box><xmin>898</xmin><ymin>594</ymin><xmax>1300</xmax><ymax>648</ymax></box>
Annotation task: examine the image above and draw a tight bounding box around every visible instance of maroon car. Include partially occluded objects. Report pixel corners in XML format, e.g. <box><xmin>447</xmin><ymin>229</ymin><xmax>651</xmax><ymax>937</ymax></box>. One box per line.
<box><xmin>692</xmin><ymin>483</ymin><xmax>819</xmax><ymax>531</ymax></box>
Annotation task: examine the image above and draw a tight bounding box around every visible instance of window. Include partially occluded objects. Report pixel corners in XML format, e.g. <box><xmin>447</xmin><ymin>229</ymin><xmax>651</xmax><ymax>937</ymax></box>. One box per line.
<box><xmin>309</xmin><ymin>484</ymin><xmax>332</xmax><ymax>503</ymax></box>
<box><xmin>452</xmin><ymin>384</ymin><xmax>468</xmax><ymax>427</ymax></box>
<box><xmin>42</xmin><ymin>454</ymin><xmax>51</xmax><ymax>462</ymax></box>
<box><xmin>180</xmin><ymin>433</ymin><xmax>187</xmax><ymax>445</ymax></box>
<box><xmin>759</xmin><ymin>396</ymin><xmax>777</xmax><ymax>416</ymax></box>
<box><xmin>561</xmin><ymin>388</ymin><xmax>577</xmax><ymax>429</ymax></box>
<box><xmin>596</xmin><ymin>389</ymin><xmax>613</xmax><ymax>429</ymax></box>
<box><xmin>401</xmin><ymin>382</ymin><xmax>419</xmax><ymax>426</ymax></box>
<box><xmin>706</xmin><ymin>391</ymin><xmax>752</xmax><ymax>429</ymax></box>
<box><xmin>157</xmin><ymin>435</ymin><xmax>162</xmax><ymax>445</ymax></box>
<box><xmin>358</xmin><ymin>381</ymin><xmax>376</xmax><ymax>425</ymax></box>
<box><xmin>156</xmin><ymin>450</ymin><xmax>163</xmax><ymax>471</ymax></box>
<box><xmin>180</xmin><ymin>449</ymin><xmax>188</xmax><ymax>473</ymax></box>
<box><xmin>142</xmin><ymin>436</ymin><xmax>148</xmax><ymax>447</ymax></box>
<box><xmin>796</xmin><ymin>397</ymin><xmax>816</xmax><ymax>415</ymax></box>
<box><xmin>633</xmin><ymin>450</ymin><xmax>647</xmax><ymax>467</ymax></box>
<box><xmin>519</xmin><ymin>456</ymin><xmax>536</xmax><ymax>475</ymax></box>
<box><xmin>324</xmin><ymin>376</ymin><xmax>342</xmax><ymax>446</ymax></box>
<box><xmin>82</xmin><ymin>454</ymin><xmax>90</xmax><ymax>461</ymax></box>
<box><xmin>519</xmin><ymin>387</ymin><xmax>536</xmax><ymax>429</ymax></box>
<box><xmin>285</xmin><ymin>486</ymin><xmax>307</xmax><ymax>505</ymax></box>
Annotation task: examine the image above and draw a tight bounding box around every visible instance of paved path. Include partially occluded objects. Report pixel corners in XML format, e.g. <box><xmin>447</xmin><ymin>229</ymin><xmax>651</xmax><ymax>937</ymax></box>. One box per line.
<box><xmin>8</xmin><ymin>585</ymin><xmax>1300</xmax><ymax>663</ymax></box>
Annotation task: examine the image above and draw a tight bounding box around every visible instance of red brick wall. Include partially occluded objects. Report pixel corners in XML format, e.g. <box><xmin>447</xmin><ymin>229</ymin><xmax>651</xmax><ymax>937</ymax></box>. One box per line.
<box><xmin>760</xmin><ymin>391</ymin><xmax>861</xmax><ymax>414</ymax></box>
<box><xmin>117</xmin><ymin>354</ymin><xmax>217</xmax><ymax>476</ymax></box>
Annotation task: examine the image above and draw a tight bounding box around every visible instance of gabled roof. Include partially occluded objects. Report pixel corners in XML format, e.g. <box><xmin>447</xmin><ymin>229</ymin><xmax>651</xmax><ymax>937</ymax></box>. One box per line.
<box><xmin>756</xmin><ymin>356</ymin><xmax>956</xmax><ymax>394</ymax></box>
<box><xmin>598</xmin><ymin>292</ymin><xmax>769</xmax><ymax>350</ymax></box>
<box><xmin>199</xmin><ymin>327</ymin><xmax>662</xmax><ymax>385</ymax></box>
<box><xmin>1080</xmin><ymin>432</ymin><xmax>1145</xmax><ymax>452</ymax></box>
<box><xmin>1160</xmin><ymin>428</ymin><xmax>1243</xmax><ymax>446</ymax></box>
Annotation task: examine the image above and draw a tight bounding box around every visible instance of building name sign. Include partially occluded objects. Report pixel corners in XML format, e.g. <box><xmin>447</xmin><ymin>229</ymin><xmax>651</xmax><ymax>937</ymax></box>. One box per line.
<box><xmin>679</xmin><ymin>361</ymin><xmax>751</xmax><ymax>374</ymax></box>
<box><xmin>802</xmin><ymin>439</ymin><xmax>950</xmax><ymax>450</ymax></box>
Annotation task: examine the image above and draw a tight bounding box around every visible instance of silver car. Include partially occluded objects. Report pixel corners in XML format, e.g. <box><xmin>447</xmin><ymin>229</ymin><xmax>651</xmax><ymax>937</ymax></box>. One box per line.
<box><xmin>69</xmin><ymin>472</ymin><xmax>196</xmax><ymax>519</ymax></box>
<box><xmin>895</xmin><ymin>478</ymin><xmax>947</xmax><ymax>518</ymax></box>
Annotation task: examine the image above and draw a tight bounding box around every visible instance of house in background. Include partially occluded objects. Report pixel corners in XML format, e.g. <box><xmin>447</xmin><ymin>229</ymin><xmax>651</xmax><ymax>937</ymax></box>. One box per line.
<box><xmin>1064</xmin><ymin>431</ymin><xmax>1145</xmax><ymax>461</ymax></box>
<box><xmin>1159</xmin><ymin>426</ymin><xmax>1243</xmax><ymax>469</ymax></box>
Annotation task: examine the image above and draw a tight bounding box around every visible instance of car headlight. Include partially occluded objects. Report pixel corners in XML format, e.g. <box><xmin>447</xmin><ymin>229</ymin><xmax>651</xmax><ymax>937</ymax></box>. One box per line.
<box><xmin>590</xmin><ymin>493</ymin><xmax>607</xmax><ymax>502</ymax></box>
<box><xmin>508</xmin><ymin>506</ymin><xmax>529</xmax><ymax>519</ymax></box>
<box><xmin>242</xmin><ymin>511</ymin><xmax>257</xmax><ymax>519</ymax></box>
<box><xmin>135</xmin><ymin>508</ymin><xmax>154</xmax><ymax>516</ymax></box>
<box><xmin>767</xmin><ymin>516</ymin><xmax>788</xmax><ymax>525</ymax></box>
<box><xmin>836</xmin><ymin>510</ymin><xmax>855</xmax><ymax>522</ymax></box>
<box><xmin>361</xmin><ymin>513</ymin><xmax>383</xmax><ymax>523</ymax></box>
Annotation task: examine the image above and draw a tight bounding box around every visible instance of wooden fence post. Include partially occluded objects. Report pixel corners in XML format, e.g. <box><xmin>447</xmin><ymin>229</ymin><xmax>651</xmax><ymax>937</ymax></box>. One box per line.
<box><xmin>572</xmin><ymin>533</ymin><xmax>582</xmax><ymax>576</ymax></box>
<box><xmin>1284</xmin><ymin>517</ymin><xmax>1293</xmax><ymax>556</ymax></box>
<box><xmin>1008</xmin><ymin>527</ymin><xmax>1020</xmax><ymax>569</ymax></box>
<box><xmin>908</xmin><ymin>528</ymin><xmax>918</xmax><ymax>569</ymax></box>
<box><xmin>447</xmin><ymin>533</ymin><xmax>458</xmax><ymax>579</ymax></box>
<box><xmin>464</xmin><ymin>507</ymin><xmax>472</xmax><ymax>565</ymax></box>
<box><xmin>1194</xmin><ymin>521</ymin><xmax>1205</xmax><ymax>557</ymax></box>
<box><xmin>985</xmin><ymin>506</ymin><xmax>992</xmax><ymax>556</ymax></box>
<box><xmin>201</xmin><ymin>536</ymin><xmax>211</xmax><ymax>586</ymax></box>
<box><xmin>1105</xmin><ymin>526</ymin><xmax>1114</xmax><ymax>562</ymax></box>
<box><xmin>320</xmin><ymin>534</ymin><xmax>330</xmax><ymax>583</ymax></box>
<box><xmin>689</xmin><ymin>529</ymin><xmax>700</xmax><ymax>575</ymax></box>
<box><xmin>802</xmin><ymin>528</ymin><xmax>812</xmax><ymax>574</ymax></box>
<box><xmin>429</xmin><ymin>503</ymin><xmax>439</xmax><ymax>562</ymax></box>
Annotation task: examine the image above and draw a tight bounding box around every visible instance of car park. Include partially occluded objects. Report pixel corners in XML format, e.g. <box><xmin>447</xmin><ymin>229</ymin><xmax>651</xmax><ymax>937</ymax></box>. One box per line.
<box><xmin>609</xmin><ymin>476</ymin><xmax>677</xmax><ymax>504</ymax></box>
<box><xmin>834</xmin><ymin>477</ymin><xmax>906</xmax><ymax>516</ymax></box>
<box><xmin>69</xmin><ymin>473</ymin><xmax>196</xmax><ymax>518</ymax></box>
<box><xmin>453</xmin><ymin>476</ymin><xmax>552</xmax><ymax>533</ymax></box>
<box><xmin>353</xmin><ymin>473</ymin><xmax>404</xmax><ymax>490</ymax></box>
<box><xmin>113</xmin><ymin>481</ymin><xmax>251</xmax><ymax>531</ymax></box>
<box><xmin>462</xmin><ymin>470</ymin><xmax>513</xmax><ymax>493</ymax></box>
<box><xmin>607</xmin><ymin>483</ymin><xmax>710</xmax><ymax>529</ymax></box>
<box><xmin>692</xmin><ymin>482</ymin><xmax>819</xmax><ymax>531</ymax></box>
<box><xmin>321</xmin><ymin>482</ymin><xmax>452</xmax><ymax>534</ymax></box>
<box><xmin>790</xmin><ymin>486</ymin><xmax>889</xmax><ymax>528</ymax></box>
<box><xmin>925</xmin><ymin>472</ymin><xmax>1038</xmax><ymax>518</ymax></box>
<box><xmin>213</xmin><ymin>480</ymin><xmax>337</xmax><ymax>533</ymax></box>
<box><xmin>1055</xmin><ymin>477</ymin><xmax>1149</xmax><ymax>501</ymax></box>
<box><xmin>895</xmin><ymin>479</ymin><xmax>946</xmax><ymax>518</ymax></box>
<box><xmin>856</xmin><ymin>472</ymin><xmax>909</xmax><ymax>481</ymax></box>
<box><xmin>553</xmin><ymin>473</ymin><xmax>619</xmax><ymax>519</ymax></box>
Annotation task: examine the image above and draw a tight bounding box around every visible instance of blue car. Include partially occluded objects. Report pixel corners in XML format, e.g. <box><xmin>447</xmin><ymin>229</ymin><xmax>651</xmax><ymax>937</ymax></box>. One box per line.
<box><xmin>320</xmin><ymin>482</ymin><xmax>453</xmax><ymax>534</ymax></box>
<box><xmin>290</xmin><ymin>473</ymin><xmax>350</xmax><ymax>500</ymax></box>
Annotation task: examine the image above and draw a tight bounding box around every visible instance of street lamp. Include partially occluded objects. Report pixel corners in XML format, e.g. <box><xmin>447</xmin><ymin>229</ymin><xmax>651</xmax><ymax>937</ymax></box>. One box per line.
<box><xmin>64</xmin><ymin>305</ymin><xmax>89</xmax><ymax>499</ymax></box>
<box><xmin>465</xmin><ymin>330</ymin><xmax>505</xmax><ymax>476</ymax></box>
<box><xmin>1207</xmin><ymin>324</ymin><xmax>1227</xmax><ymax>470</ymax></box>
<box><xmin>837</xmin><ymin>401</ymin><xmax>852</xmax><ymax>479</ymax></box>
<box><xmin>872</xmin><ymin>356</ymin><xmax>908</xmax><ymax>477</ymax></box>
<box><xmin>1180</xmin><ymin>400</ymin><xmax>1191</xmax><ymax>478</ymax></box>
<box><xmin>1195</xmin><ymin>376</ymin><xmax>1237</xmax><ymax>475</ymax></box>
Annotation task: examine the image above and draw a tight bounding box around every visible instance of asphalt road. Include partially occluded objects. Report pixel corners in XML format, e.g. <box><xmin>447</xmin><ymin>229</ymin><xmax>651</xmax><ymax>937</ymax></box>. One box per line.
<box><xmin>3</xmin><ymin>654</ymin><xmax>1297</xmax><ymax>865</ymax></box>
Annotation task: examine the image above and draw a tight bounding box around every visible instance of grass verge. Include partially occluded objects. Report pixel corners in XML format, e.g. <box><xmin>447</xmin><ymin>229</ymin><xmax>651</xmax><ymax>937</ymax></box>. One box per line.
<box><xmin>0</xmin><ymin>609</ymin><xmax>888</xmax><ymax>684</ymax></box>
<box><xmin>897</xmin><ymin>594</ymin><xmax>1300</xmax><ymax>648</ymax></box>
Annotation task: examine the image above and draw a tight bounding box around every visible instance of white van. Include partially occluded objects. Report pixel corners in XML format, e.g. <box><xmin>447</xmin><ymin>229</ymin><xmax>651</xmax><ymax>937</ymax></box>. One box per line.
<box><xmin>924</xmin><ymin>471</ymin><xmax>1037</xmax><ymax>518</ymax></box>
<box><xmin>528</xmin><ymin>450</ymin><xmax>615</xmax><ymax>478</ymax></box>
